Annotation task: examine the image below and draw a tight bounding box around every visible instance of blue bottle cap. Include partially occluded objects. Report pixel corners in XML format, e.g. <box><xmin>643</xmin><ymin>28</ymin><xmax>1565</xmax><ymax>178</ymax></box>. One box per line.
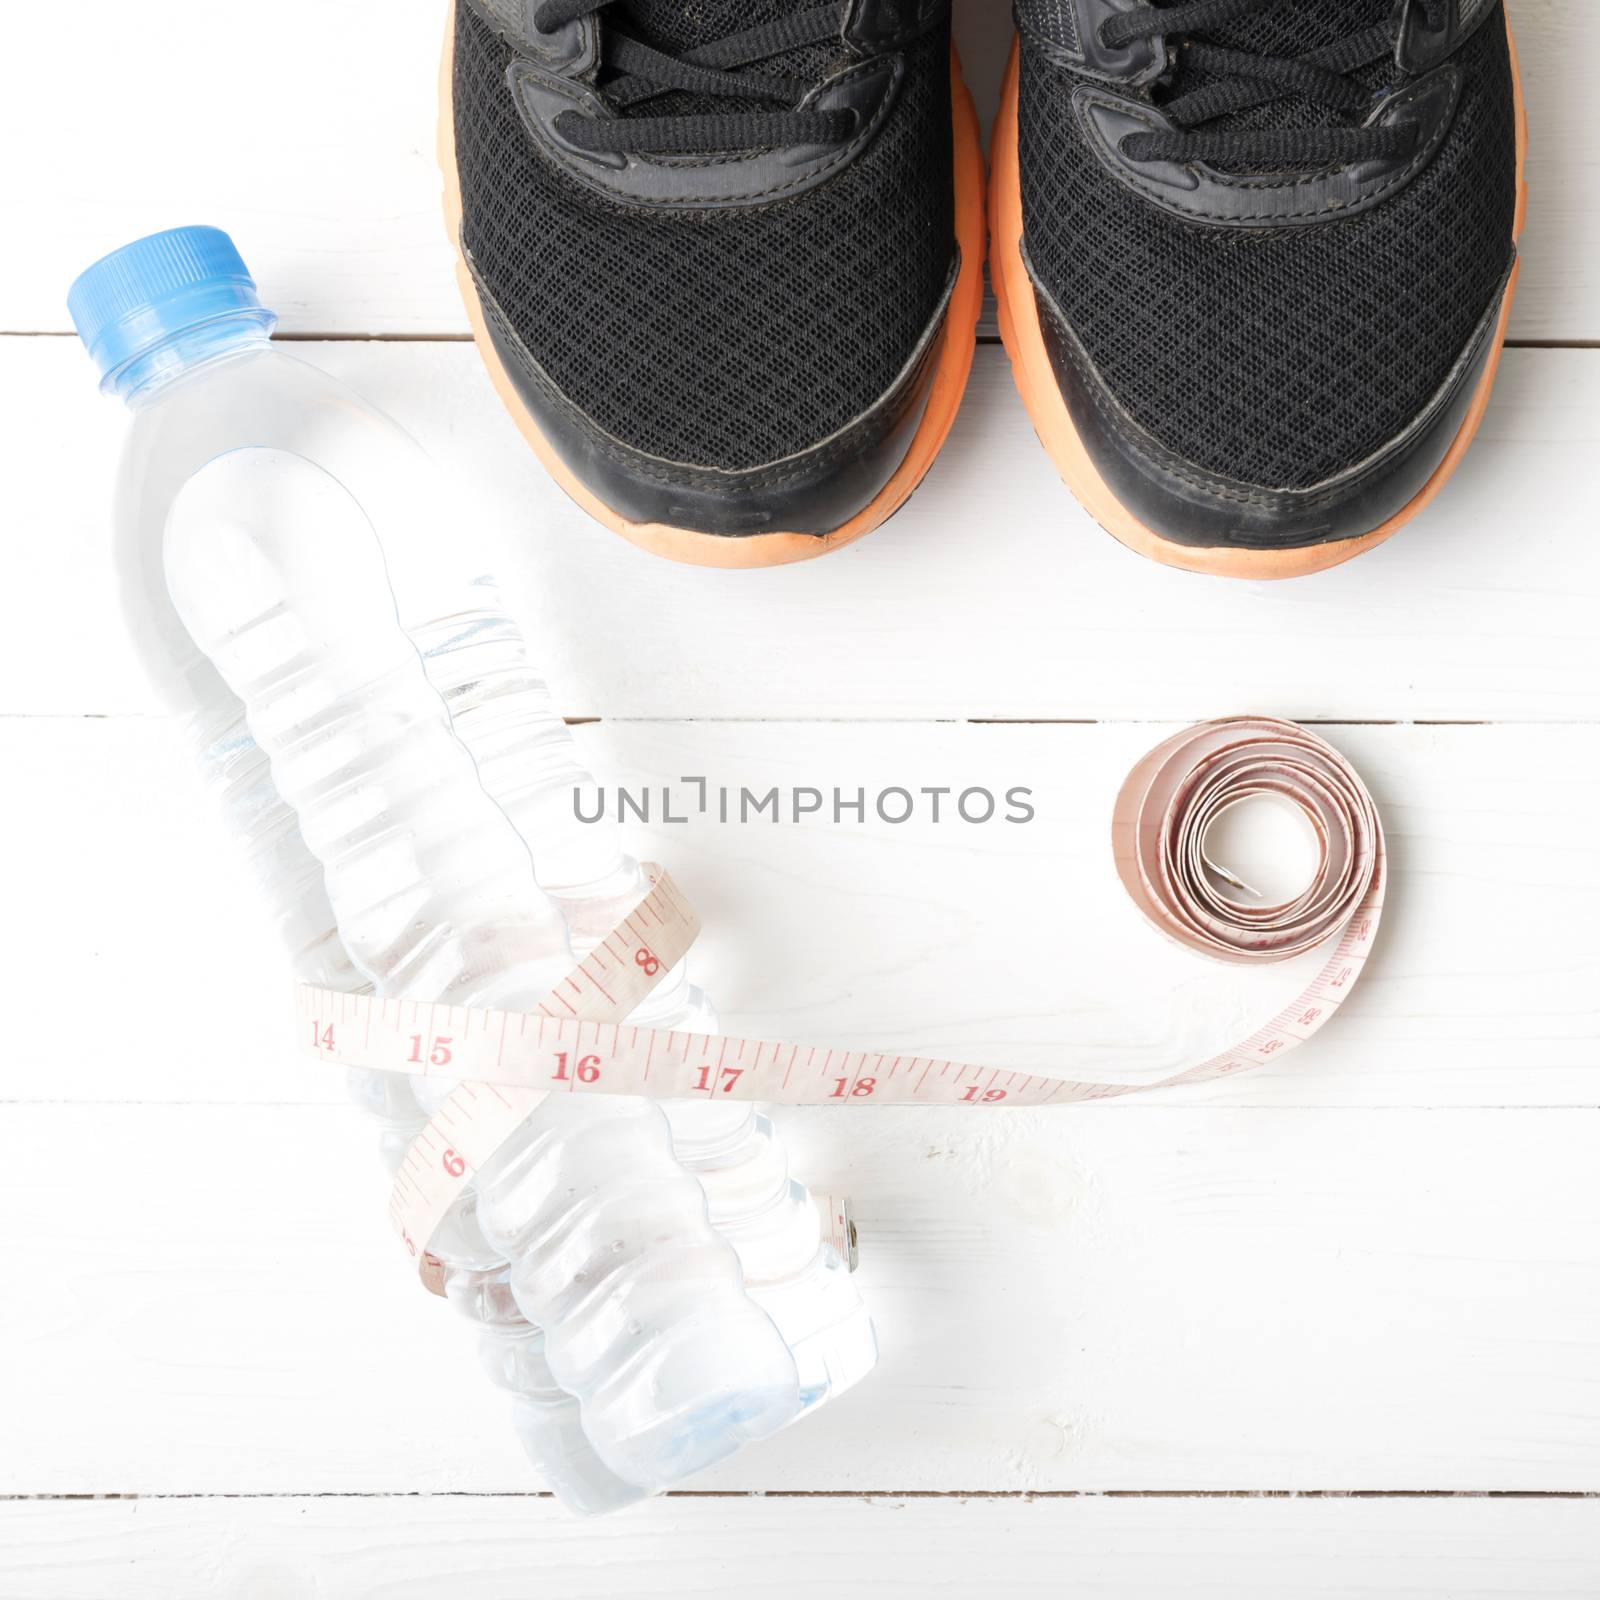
<box><xmin>67</xmin><ymin>226</ymin><xmax>277</xmax><ymax>389</ymax></box>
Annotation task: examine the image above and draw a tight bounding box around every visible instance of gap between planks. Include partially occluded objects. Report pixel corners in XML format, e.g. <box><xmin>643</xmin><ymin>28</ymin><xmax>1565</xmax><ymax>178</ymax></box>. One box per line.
<box><xmin>5</xmin><ymin>714</ymin><xmax>1599</xmax><ymax>727</ymax></box>
<box><xmin>5</xmin><ymin>330</ymin><xmax>1590</xmax><ymax>352</ymax></box>
<box><xmin>4</xmin><ymin>1489</ymin><xmax>1598</xmax><ymax>1502</ymax></box>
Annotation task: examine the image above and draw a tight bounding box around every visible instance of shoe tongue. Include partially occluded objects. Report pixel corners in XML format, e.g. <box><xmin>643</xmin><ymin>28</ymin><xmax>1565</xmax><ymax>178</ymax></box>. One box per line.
<box><xmin>605</xmin><ymin>0</ymin><xmax>843</xmax><ymax>124</ymax></box>
<box><xmin>1174</xmin><ymin>0</ymin><xmax>1392</xmax><ymax>57</ymax></box>
<box><xmin>1159</xmin><ymin>0</ymin><xmax>1397</xmax><ymax>151</ymax></box>
<box><xmin>618</xmin><ymin>0</ymin><xmax>808</xmax><ymax>53</ymax></box>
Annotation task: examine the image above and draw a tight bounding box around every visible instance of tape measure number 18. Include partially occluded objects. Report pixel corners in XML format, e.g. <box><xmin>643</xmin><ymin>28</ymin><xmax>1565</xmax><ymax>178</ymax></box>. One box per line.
<box><xmin>298</xmin><ymin>717</ymin><xmax>1385</xmax><ymax>1277</ymax></box>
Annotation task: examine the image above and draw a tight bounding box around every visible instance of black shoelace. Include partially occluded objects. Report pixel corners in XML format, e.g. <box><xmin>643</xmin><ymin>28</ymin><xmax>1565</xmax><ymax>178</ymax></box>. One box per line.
<box><xmin>1102</xmin><ymin>0</ymin><xmax>1448</xmax><ymax>168</ymax></box>
<box><xmin>532</xmin><ymin>0</ymin><xmax>853</xmax><ymax>155</ymax></box>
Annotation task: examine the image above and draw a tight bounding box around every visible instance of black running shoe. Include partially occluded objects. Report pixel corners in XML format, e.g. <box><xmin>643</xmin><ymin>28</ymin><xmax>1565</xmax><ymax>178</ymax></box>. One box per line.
<box><xmin>993</xmin><ymin>0</ymin><xmax>1527</xmax><ymax>579</ymax></box>
<box><xmin>443</xmin><ymin>0</ymin><xmax>985</xmax><ymax>568</ymax></box>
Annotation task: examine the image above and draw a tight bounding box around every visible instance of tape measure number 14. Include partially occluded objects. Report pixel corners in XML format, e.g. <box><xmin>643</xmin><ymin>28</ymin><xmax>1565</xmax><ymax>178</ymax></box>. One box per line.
<box><xmin>298</xmin><ymin>717</ymin><xmax>1385</xmax><ymax>1276</ymax></box>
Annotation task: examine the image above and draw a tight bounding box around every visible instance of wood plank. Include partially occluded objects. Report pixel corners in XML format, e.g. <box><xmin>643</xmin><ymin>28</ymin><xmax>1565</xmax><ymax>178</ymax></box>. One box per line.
<box><xmin>8</xmin><ymin>339</ymin><xmax>1599</xmax><ymax>722</ymax></box>
<box><xmin>1</xmin><ymin>1097</ymin><xmax>1596</xmax><ymax>1494</ymax></box>
<box><xmin>8</xmin><ymin>1</ymin><xmax>1593</xmax><ymax>341</ymax></box>
<box><xmin>2</xmin><ymin>1495</ymin><xmax>1597</xmax><ymax>1598</ymax></box>
<box><xmin>8</xmin><ymin>720</ymin><xmax>1596</xmax><ymax>1110</ymax></box>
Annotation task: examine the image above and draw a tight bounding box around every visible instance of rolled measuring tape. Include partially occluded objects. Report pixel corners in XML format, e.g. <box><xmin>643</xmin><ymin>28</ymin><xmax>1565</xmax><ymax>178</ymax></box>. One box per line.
<box><xmin>298</xmin><ymin>717</ymin><xmax>1385</xmax><ymax>1280</ymax></box>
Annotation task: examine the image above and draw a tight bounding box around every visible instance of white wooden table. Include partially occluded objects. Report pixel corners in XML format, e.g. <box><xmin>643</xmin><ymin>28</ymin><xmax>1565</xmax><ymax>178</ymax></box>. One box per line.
<box><xmin>2</xmin><ymin>2</ymin><xmax>1597</xmax><ymax>1594</ymax></box>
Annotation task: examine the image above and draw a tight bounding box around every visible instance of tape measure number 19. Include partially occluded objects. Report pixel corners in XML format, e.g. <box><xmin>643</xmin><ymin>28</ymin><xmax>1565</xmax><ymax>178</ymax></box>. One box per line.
<box><xmin>298</xmin><ymin>717</ymin><xmax>1385</xmax><ymax>1277</ymax></box>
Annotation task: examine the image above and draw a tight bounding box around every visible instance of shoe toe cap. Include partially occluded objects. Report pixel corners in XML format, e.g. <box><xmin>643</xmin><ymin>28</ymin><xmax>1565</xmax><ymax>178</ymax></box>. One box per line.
<box><xmin>474</xmin><ymin>273</ymin><xmax>955</xmax><ymax>543</ymax></box>
<box><xmin>1036</xmin><ymin>273</ymin><xmax>1513</xmax><ymax>555</ymax></box>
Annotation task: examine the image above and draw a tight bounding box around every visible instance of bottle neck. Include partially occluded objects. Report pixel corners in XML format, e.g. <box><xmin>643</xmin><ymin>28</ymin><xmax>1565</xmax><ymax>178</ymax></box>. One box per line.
<box><xmin>115</xmin><ymin>311</ymin><xmax>276</xmax><ymax>408</ymax></box>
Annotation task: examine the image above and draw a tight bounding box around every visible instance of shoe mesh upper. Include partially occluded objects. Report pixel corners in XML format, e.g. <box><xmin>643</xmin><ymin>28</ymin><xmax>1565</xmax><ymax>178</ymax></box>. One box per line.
<box><xmin>1017</xmin><ymin>5</ymin><xmax>1518</xmax><ymax>491</ymax></box>
<box><xmin>452</xmin><ymin>4</ymin><xmax>955</xmax><ymax>471</ymax></box>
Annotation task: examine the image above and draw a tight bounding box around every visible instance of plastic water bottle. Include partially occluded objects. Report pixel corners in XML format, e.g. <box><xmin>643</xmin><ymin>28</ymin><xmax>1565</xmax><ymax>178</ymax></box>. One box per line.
<box><xmin>69</xmin><ymin>226</ymin><xmax>872</xmax><ymax>1509</ymax></box>
<box><xmin>68</xmin><ymin>226</ymin><xmax>798</xmax><ymax>1503</ymax></box>
<box><xmin>409</xmin><ymin>594</ymin><xmax>878</xmax><ymax>1412</ymax></box>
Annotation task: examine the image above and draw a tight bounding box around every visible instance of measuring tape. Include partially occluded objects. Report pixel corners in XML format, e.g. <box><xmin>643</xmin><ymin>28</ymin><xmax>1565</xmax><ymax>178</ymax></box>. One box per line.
<box><xmin>298</xmin><ymin>718</ymin><xmax>1384</xmax><ymax>1279</ymax></box>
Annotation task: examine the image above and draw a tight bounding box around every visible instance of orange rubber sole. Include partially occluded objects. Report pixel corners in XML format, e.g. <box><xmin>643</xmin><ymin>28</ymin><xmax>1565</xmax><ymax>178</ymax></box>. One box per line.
<box><xmin>440</xmin><ymin>9</ymin><xmax>988</xmax><ymax>569</ymax></box>
<box><xmin>990</xmin><ymin>13</ymin><xmax>1531</xmax><ymax>581</ymax></box>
